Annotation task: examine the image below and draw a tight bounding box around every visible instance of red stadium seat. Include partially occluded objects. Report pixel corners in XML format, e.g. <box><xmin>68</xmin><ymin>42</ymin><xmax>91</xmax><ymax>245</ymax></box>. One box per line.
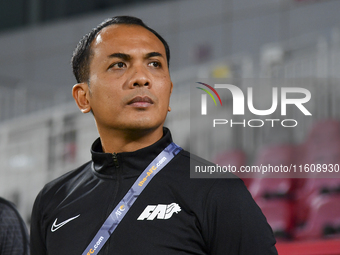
<box><xmin>294</xmin><ymin>195</ymin><xmax>340</xmax><ymax>240</ymax></box>
<box><xmin>295</xmin><ymin>178</ymin><xmax>340</xmax><ymax>225</ymax></box>
<box><xmin>249</xmin><ymin>178</ymin><xmax>293</xmax><ymax>201</ymax></box>
<box><xmin>295</xmin><ymin>119</ymin><xmax>340</xmax><ymax>225</ymax></box>
<box><xmin>301</xmin><ymin>119</ymin><xmax>340</xmax><ymax>168</ymax></box>
<box><xmin>254</xmin><ymin>144</ymin><xmax>297</xmax><ymax>179</ymax></box>
<box><xmin>256</xmin><ymin>199</ymin><xmax>294</xmax><ymax>241</ymax></box>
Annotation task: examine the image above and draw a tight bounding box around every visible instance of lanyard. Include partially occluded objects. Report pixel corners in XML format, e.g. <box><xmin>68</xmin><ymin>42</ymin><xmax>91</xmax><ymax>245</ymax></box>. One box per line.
<box><xmin>82</xmin><ymin>142</ymin><xmax>182</xmax><ymax>255</ymax></box>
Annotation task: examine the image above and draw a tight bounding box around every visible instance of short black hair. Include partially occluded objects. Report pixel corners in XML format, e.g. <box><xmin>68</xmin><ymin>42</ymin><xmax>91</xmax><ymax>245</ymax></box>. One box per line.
<box><xmin>71</xmin><ymin>16</ymin><xmax>170</xmax><ymax>83</ymax></box>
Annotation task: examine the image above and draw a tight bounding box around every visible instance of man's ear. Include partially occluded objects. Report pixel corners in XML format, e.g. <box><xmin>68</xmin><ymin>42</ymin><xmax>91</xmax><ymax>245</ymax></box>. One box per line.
<box><xmin>170</xmin><ymin>81</ymin><xmax>173</xmax><ymax>95</ymax></box>
<box><xmin>72</xmin><ymin>83</ymin><xmax>91</xmax><ymax>113</ymax></box>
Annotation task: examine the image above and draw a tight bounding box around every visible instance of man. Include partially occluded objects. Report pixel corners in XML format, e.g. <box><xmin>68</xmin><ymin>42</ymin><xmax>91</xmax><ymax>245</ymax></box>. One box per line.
<box><xmin>0</xmin><ymin>197</ymin><xmax>30</xmax><ymax>255</ymax></box>
<box><xmin>31</xmin><ymin>16</ymin><xmax>277</xmax><ymax>254</ymax></box>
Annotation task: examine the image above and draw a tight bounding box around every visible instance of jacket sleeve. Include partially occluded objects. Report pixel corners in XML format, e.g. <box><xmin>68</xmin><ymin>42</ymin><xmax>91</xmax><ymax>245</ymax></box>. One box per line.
<box><xmin>203</xmin><ymin>178</ymin><xmax>278</xmax><ymax>255</ymax></box>
<box><xmin>0</xmin><ymin>198</ymin><xmax>30</xmax><ymax>255</ymax></box>
<box><xmin>30</xmin><ymin>190</ymin><xmax>48</xmax><ymax>255</ymax></box>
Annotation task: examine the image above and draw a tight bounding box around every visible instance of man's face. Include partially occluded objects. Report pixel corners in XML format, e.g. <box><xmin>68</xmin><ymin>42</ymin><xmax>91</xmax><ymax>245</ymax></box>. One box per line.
<box><xmin>85</xmin><ymin>24</ymin><xmax>172</xmax><ymax>133</ymax></box>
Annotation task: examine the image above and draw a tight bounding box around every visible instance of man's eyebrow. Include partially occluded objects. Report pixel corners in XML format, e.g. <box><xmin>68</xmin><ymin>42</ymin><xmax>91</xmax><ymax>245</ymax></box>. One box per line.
<box><xmin>108</xmin><ymin>53</ymin><xmax>131</xmax><ymax>60</ymax></box>
<box><xmin>107</xmin><ymin>52</ymin><xmax>164</xmax><ymax>61</ymax></box>
<box><xmin>145</xmin><ymin>52</ymin><xmax>163</xmax><ymax>59</ymax></box>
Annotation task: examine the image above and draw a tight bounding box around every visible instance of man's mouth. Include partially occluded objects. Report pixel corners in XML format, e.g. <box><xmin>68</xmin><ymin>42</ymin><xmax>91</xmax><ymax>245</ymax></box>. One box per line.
<box><xmin>128</xmin><ymin>96</ymin><xmax>154</xmax><ymax>107</ymax></box>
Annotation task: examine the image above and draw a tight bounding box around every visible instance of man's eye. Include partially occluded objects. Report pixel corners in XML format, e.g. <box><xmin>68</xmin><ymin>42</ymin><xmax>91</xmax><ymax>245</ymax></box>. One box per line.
<box><xmin>149</xmin><ymin>61</ymin><xmax>161</xmax><ymax>68</ymax></box>
<box><xmin>115</xmin><ymin>62</ymin><xmax>125</xmax><ymax>68</ymax></box>
<box><xmin>109</xmin><ymin>62</ymin><xmax>125</xmax><ymax>69</ymax></box>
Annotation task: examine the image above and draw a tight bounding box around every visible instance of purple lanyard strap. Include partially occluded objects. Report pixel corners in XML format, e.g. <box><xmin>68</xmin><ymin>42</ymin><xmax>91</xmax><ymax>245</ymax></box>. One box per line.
<box><xmin>82</xmin><ymin>142</ymin><xmax>182</xmax><ymax>255</ymax></box>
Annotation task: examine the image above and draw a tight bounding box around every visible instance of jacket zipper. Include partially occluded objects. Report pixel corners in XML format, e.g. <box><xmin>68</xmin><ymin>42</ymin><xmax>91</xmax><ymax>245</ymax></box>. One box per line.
<box><xmin>112</xmin><ymin>153</ymin><xmax>119</xmax><ymax>168</ymax></box>
<box><xmin>104</xmin><ymin>153</ymin><xmax>120</xmax><ymax>254</ymax></box>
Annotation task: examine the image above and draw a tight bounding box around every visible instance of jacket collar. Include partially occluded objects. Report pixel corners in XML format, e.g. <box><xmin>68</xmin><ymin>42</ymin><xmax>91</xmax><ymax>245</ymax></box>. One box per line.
<box><xmin>91</xmin><ymin>128</ymin><xmax>173</xmax><ymax>178</ymax></box>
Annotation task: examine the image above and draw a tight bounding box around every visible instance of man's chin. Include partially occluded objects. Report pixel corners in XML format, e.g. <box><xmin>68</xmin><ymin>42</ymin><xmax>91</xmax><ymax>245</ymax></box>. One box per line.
<box><xmin>124</xmin><ymin>125</ymin><xmax>162</xmax><ymax>133</ymax></box>
<box><xmin>117</xmin><ymin>121</ymin><xmax>163</xmax><ymax>133</ymax></box>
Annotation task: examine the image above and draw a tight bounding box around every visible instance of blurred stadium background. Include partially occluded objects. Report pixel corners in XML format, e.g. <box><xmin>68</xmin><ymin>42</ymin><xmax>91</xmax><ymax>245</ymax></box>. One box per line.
<box><xmin>1</xmin><ymin>0</ymin><xmax>340</xmax><ymax>253</ymax></box>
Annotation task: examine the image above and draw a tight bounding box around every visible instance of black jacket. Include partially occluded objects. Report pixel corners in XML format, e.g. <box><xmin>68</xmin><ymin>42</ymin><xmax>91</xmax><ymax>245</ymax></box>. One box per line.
<box><xmin>31</xmin><ymin>128</ymin><xmax>277</xmax><ymax>255</ymax></box>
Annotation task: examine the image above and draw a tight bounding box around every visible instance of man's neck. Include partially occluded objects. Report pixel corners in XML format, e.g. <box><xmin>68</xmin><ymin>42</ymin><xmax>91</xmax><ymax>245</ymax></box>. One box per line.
<box><xmin>98</xmin><ymin>127</ymin><xmax>164</xmax><ymax>154</ymax></box>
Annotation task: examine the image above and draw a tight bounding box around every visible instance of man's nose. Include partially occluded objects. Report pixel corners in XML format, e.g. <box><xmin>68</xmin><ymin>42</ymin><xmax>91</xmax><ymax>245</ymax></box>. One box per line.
<box><xmin>129</xmin><ymin>65</ymin><xmax>151</xmax><ymax>88</ymax></box>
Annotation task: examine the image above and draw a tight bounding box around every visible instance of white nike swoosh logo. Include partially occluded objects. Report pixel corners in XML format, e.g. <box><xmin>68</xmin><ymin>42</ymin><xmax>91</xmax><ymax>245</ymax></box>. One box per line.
<box><xmin>51</xmin><ymin>214</ymin><xmax>80</xmax><ymax>232</ymax></box>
